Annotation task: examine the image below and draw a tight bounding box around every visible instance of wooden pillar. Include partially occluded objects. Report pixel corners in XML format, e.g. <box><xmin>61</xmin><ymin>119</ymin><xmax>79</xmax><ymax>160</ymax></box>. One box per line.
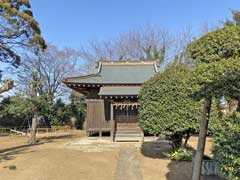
<box><xmin>99</xmin><ymin>131</ymin><xmax>102</xmax><ymax>138</ymax></box>
<box><xmin>110</xmin><ymin>103</ymin><xmax>114</xmax><ymax>142</ymax></box>
<box><xmin>140</xmin><ymin>129</ymin><xmax>144</xmax><ymax>143</ymax></box>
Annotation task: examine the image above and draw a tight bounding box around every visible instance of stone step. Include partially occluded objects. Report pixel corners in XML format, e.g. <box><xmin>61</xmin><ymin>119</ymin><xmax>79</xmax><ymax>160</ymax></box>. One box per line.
<box><xmin>117</xmin><ymin>128</ymin><xmax>141</xmax><ymax>131</ymax></box>
<box><xmin>116</xmin><ymin>131</ymin><xmax>142</xmax><ymax>134</ymax></box>
<box><xmin>116</xmin><ymin>130</ymin><xmax>142</xmax><ymax>134</ymax></box>
<box><xmin>116</xmin><ymin>129</ymin><xmax>142</xmax><ymax>133</ymax></box>
<box><xmin>114</xmin><ymin>128</ymin><xmax>143</xmax><ymax>142</ymax></box>
<box><xmin>115</xmin><ymin>133</ymin><xmax>142</xmax><ymax>137</ymax></box>
<box><xmin>115</xmin><ymin>136</ymin><xmax>142</xmax><ymax>142</ymax></box>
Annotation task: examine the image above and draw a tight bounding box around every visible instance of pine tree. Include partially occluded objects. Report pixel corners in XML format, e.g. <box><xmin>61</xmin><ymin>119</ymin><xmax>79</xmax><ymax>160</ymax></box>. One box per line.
<box><xmin>0</xmin><ymin>0</ymin><xmax>46</xmax><ymax>94</ymax></box>
<box><xmin>0</xmin><ymin>0</ymin><xmax>46</xmax><ymax>66</ymax></box>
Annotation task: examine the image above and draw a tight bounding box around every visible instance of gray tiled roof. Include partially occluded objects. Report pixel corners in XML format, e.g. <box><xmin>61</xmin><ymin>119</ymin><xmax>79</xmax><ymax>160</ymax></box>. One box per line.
<box><xmin>98</xmin><ymin>86</ymin><xmax>141</xmax><ymax>96</ymax></box>
<box><xmin>64</xmin><ymin>61</ymin><xmax>158</xmax><ymax>84</ymax></box>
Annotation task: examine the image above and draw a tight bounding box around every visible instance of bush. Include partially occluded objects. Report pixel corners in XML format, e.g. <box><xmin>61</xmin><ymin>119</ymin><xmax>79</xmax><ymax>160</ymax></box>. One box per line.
<box><xmin>8</xmin><ymin>165</ymin><xmax>17</xmax><ymax>170</ymax></box>
<box><xmin>139</xmin><ymin>64</ymin><xmax>201</xmax><ymax>149</ymax></box>
<box><xmin>0</xmin><ymin>96</ymin><xmax>40</xmax><ymax>127</ymax></box>
<box><xmin>213</xmin><ymin>112</ymin><xmax>240</xmax><ymax>180</ymax></box>
<box><xmin>165</xmin><ymin>148</ymin><xmax>193</xmax><ymax>161</ymax></box>
<box><xmin>0</xmin><ymin>95</ymin><xmax>86</xmax><ymax>129</ymax></box>
<box><xmin>43</xmin><ymin>99</ymin><xmax>70</xmax><ymax>126</ymax></box>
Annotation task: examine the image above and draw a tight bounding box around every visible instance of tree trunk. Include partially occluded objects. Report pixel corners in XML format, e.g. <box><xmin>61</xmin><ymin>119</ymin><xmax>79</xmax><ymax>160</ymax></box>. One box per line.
<box><xmin>192</xmin><ymin>97</ymin><xmax>212</xmax><ymax>180</ymax></box>
<box><xmin>171</xmin><ymin>133</ymin><xmax>183</xmax><ymax>150</ymax></box>
<box><xmin>183</xmin><ymin>132</ymin><xmax>190</xmax><ymax>148</ymax></box>
<box><xmin>29</xmin><ymin>113</ymin><xmax>38</xmax><ymax>144</ymax></box>
<box><xmin>0</xmin><ymin>80</ymin><xmax>14</xmax><ymax>94</ymax></box>
<box><xmin>28</xmin><ymin>72</ymin><xmax>39</xmax><ymax>145</ymax></box>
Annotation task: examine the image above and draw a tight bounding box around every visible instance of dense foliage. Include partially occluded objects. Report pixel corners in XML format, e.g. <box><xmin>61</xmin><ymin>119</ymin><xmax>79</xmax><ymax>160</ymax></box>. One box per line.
<box><xmin>139</xmin><ymin>64</ymin><xmax>201</xmax><ymax>148</ymax></box>
<box><xmin>207</xmin><ymin>99</ymin><xmax>219</xmax><ymax>134</ymax></box>
<box><xmin>187</xmin><ymin>25</ymin><xmax>240</xmax><ymax>64</ymax></box>
<box><xmin>0</xmin><ymin>94</ymin><xmax>52</xmax><ymax>127</ymax></box>
<box><xmin>187</xmin><ymin>11</ymin><xmax>240</xmax><ymax>179</ymax></box>
<box><xmin>43</xmin><ymin>96</ymin><xmax>86</xmax><ymax>128</ymax></box>
<box><xmin>0</xmin><ymin>96</ymin><xmax>35</xmax><ymax>127</ymax></box>
<box><xmin>190</xmin><ymin>59</ymin><xmax>240</xmax><ymax>100</ymax></box>
<box><xmin>187</xmin><ymin>14</ymin><xmax>240</xmax><ymax>100</ymax></box>
<box><xmin>213</xmin><ymin>113</ymin><xmax>240</xmax><ymax>180</ymax></box>
<box><xmin>0</xmin><ymin>94</ymin><xmax>86</xmax><ymax>129</ymax></box>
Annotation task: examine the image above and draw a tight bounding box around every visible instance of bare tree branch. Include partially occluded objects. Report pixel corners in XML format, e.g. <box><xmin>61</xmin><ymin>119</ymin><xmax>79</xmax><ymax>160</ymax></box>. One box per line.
<box><xmin>78</xmin><ymin>24</ymin><xmax>193</xmax><ymax>72</ymax></box>
<box><xmin>15</xmin><ymin>44</ymin><xmax>81</xmax><ymax>101</ymax></box>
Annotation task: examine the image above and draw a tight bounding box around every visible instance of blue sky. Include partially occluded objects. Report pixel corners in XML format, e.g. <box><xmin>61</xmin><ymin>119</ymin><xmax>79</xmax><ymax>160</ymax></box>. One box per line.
<box><xmin>30</xmin><ymin>0</ymin><xmax>240</xmax><ymax>49</ymax></box>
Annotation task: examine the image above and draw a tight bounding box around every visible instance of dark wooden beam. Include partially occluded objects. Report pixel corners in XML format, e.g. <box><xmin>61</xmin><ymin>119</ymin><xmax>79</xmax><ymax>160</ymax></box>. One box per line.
<box><xmin>110</xmin><ymin>103</ymin><xmax>114</xmax><ymax>142</ymax></box>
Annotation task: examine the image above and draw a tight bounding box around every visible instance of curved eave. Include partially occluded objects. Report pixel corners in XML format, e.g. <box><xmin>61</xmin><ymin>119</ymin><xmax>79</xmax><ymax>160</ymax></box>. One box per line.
<box><xmin>63</xmin><ymin>82</ymin><xmax>143</xmax><ymax>88</ymax></box>
<box><xmin>62</xmin><ymin>74</ymin><xmax>100</xmax><ymax>83</ymax></box>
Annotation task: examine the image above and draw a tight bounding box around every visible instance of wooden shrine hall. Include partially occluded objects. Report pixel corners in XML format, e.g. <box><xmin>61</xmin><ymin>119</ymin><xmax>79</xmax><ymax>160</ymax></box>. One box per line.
<box><xmin>63</xmin><ymin>61</ymin><xmax>158</xmax><ymax>142</ymax></box>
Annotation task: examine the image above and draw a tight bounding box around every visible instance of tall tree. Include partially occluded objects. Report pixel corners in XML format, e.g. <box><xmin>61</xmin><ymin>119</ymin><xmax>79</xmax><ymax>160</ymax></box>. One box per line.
<box><xmin>0</xmin><ymin>0</ymin><xmax>46</xmax><ymax>94</ymax></box>
<box><xmin>0</xmin><ymin>0</ymin><xmax>46</xmax><ymax>66</ymax></box>
<box><xmin>188</xmin><ymin>10</ymin><xmax>240</xmax><ymax>180</ymax></box>
<box><xmin>16</xmin><ymin>44</ymin><xmax>81</xmax><ymax>101</ymax></box>
<box><xmin>28</xmin><ymin>72</ymin><xmax>38</xmax><ymax>144</ymax></box>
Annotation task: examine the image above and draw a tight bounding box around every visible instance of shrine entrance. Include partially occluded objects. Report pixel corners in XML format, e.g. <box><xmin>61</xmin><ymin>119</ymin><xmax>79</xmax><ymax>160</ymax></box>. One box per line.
<box><xmin>114</xmin><ymin>107</ymin><xmax>138</xmax><ymax>128</ymax></box>
<box><xmin>112</xmin><ymin>102</ymin><xmax>139</xmax><ymax>129</ymax></box>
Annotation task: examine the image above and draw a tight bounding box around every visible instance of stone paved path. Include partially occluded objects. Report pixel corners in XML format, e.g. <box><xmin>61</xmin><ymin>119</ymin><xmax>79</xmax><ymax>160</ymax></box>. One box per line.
<box><xmin>115</xmin><ymin>145</ymin><xmax>142</xmax><ymax>180</ymax></box>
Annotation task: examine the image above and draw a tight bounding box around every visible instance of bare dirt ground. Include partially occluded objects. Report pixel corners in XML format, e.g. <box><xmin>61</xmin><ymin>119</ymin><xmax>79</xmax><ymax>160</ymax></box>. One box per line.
<box><xmin>0</xmin><ymin>132</ymin><xmax>213</xmax><ymax>180</ymax></box>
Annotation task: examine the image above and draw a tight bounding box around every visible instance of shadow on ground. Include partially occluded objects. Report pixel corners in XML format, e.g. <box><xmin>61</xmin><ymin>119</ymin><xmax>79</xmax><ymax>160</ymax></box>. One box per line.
<box><xmin>141</xmin><ymin>140</ymin><xmax>192</xmax><ymax>180</ymax></box>
<box><xmin>40</xmin><ymin>134</ymin><xmax>77</xmax><ymax>141</ymax></box>
<box><xmin>0</xmin><ymin>134</ymin><xmax>77</xmax><ymax>163</ymax></box>
<box><xmin>141</xmin><ymin>140</ymin><xmax>224</xmax><ymax>180</ymax></box>
<box><xmin>0</xmin><ymin>141</ymin><xmax>49</xmax><ymax>163</ymax></box>
<box><xmin>141</xmin><ymin>140</ymin><xmax>172</xmax><ymax>159</ymax></box>
<box><xmin>166</xmin><ymin>160</ymin><xmax>192</xmax><ymax>180</ymax></box>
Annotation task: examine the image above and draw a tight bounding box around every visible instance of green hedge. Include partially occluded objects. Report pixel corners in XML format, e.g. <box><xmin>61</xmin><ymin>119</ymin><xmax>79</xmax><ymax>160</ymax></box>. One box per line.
<box><xmin>213</xmin><ymin>112</ymin><xmax>240</xmax><ymax>180</ymax></box>
<box><xmin>139</xmin><ymin>64</ymin><xmax>201</xmax><ymax>148</ymax></box>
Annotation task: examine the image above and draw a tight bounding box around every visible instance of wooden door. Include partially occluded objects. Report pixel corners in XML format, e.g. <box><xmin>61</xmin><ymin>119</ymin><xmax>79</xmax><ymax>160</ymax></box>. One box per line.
<box><xmin>114</xmin><ymin>107</ymin><xmax>138</xmax><ymax>128</ymax></box>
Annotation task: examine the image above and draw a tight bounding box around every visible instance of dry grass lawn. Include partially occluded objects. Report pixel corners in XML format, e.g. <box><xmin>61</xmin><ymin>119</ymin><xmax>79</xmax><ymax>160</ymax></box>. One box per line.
<box><xmin>0</xmin><ymin>132</ymin><xmax>213</xmax><ymax>180</ymax></box>
<box><xmin>0</xmin><ymin>131</ymin><xmax>118</xmax><ymax>180</ymax></box>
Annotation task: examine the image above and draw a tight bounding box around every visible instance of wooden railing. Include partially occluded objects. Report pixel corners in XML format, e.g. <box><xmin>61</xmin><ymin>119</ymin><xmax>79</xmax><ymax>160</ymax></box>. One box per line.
<box><xmin>0</xmin><ymin>128</ymin><xmax>11</xmax><ymax>136</ymax></box>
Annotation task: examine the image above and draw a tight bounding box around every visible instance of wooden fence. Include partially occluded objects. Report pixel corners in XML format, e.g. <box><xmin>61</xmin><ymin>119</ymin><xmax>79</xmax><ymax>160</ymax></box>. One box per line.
<box><xmin>0</xmin><ymin>126</ymin><xmax>71</xmax><ymax>136</ymax></box>
<box><xmin>0</xmin><ymin>128</ymin><xmax>11</xmax><ymax>136</ymax></box>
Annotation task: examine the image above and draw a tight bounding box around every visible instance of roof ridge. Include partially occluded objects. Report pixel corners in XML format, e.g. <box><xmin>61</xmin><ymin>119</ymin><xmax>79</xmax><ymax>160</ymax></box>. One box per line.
<box><xmin>99</xmin><ymin>60</ymin><xmax>156</xmax><ymax>66</ymax></box>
